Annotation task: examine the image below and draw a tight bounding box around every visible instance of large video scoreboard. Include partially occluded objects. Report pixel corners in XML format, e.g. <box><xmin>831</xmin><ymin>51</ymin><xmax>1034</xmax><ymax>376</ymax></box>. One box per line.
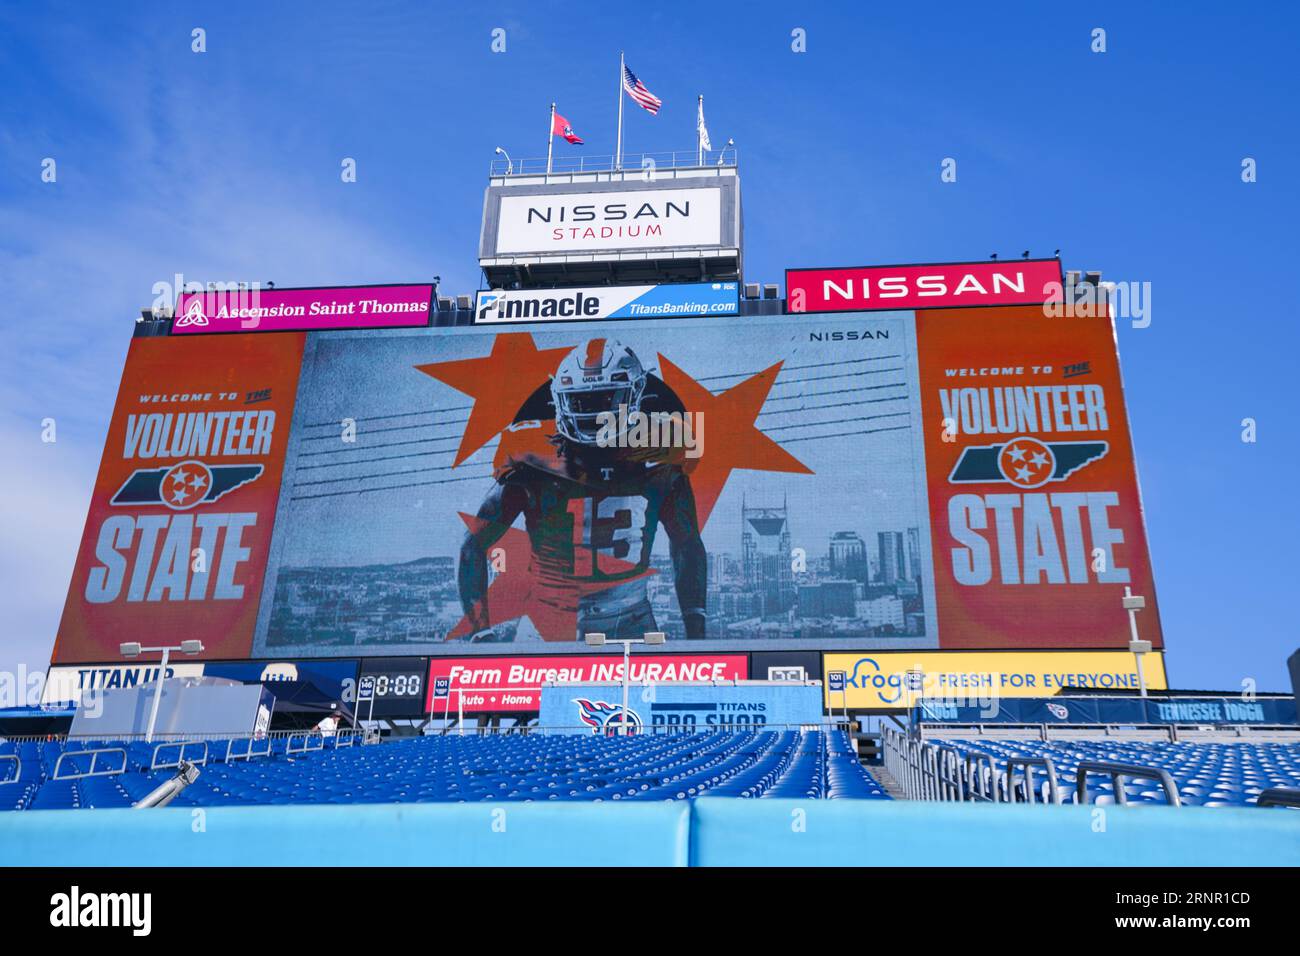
<box><xmin>48</xmin><ymin>262</ymin><xmax>1166</xmax><ymax>712</ymax></box>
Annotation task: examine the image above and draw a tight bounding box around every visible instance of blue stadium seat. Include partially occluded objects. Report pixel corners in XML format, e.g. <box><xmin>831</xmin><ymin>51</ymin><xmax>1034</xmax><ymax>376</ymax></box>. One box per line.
<box><xmin>0</xmin><ymin>729</ymin><xmax>892</xmax><ymax>809</ymax></box>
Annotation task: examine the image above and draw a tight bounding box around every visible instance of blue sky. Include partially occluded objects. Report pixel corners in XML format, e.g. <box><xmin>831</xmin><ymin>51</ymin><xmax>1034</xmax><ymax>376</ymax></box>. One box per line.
<box><xmin>1</xmin><ymin>1</ymin><xmax>1297</xmax><ymax>691</ymax></box>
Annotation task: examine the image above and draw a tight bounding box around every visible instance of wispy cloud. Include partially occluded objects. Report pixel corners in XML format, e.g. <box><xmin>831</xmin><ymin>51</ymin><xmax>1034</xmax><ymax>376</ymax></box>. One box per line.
<box><xmin>0</xmin><ymin>8</ymin><xmax>469</xmax><ymax>672</ymax></box>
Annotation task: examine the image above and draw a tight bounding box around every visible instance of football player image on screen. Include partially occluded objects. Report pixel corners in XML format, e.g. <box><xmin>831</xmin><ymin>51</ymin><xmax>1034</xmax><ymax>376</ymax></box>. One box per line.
<box><xmin>458</xmin><ymin>338</ymin><xmax>708</xmax><ymax>641</ymax></box>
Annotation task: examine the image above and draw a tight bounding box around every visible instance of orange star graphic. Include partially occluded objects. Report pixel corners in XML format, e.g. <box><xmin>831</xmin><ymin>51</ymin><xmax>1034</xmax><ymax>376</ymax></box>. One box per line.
<box><xmin>415</xmin><ymin>333</ymin><xmax>571</xmax><ymax>466</ymax></box>
<box><xmin>658</xmin><ymin>354</ymin><xmax>814</xmax><ymax>526</ymax></box>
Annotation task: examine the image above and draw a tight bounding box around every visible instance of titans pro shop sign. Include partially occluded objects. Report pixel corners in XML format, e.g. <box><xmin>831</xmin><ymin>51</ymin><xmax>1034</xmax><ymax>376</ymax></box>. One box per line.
<box><xmin>53</xmin><ymin>334</ymin><xmax>304</xmax><ymax>662</ymax></box>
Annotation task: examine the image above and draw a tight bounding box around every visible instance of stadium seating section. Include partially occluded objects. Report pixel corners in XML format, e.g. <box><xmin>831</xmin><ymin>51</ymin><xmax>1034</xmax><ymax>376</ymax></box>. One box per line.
<box><xmin>0</xmin><ymin>729</ymin><xmax>888</xmax><ymax>810</ymax></box>
<box><xmin>941</xmin><ymin>738</ymin><xmax>1300</xmax><ymax>807</ymax></box>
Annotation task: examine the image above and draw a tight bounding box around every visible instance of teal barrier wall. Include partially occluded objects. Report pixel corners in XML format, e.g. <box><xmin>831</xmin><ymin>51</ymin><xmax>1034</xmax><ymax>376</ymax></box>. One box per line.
<box><xmin>0</xmin><ymin>801</ymin><xmax>691</xmax><ymax>867</ymax></box>
<box><xmin>2</xmin><ymin>799</ymin><xmax>1296</xmax><ymax>866</ymax></box>
<box><xmin>690</xmin><ymin>799</ymin><xmax>1300</xmax><ymax>867</ymax></box>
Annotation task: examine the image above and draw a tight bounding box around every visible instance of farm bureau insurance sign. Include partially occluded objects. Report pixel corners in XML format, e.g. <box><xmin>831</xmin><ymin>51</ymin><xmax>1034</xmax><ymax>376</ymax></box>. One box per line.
<box><xmin>173</xmin><ymin>284</ymin><xmax>433</xmax><ymax>334</ymax></box>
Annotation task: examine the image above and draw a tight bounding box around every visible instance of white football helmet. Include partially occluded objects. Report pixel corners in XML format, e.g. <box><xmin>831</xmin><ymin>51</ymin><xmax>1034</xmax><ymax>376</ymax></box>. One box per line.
<box><xmin>551</xmin><ymin>338</ymin><xmax>647</xmax><ymax>445</ymax></box>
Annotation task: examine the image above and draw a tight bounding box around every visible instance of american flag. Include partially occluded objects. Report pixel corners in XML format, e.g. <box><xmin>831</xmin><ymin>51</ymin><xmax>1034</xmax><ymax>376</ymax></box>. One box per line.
<box><xmin>622</xmin><ymin>64</ymin><xmax>662</xmax><ymax>114</ymax></box>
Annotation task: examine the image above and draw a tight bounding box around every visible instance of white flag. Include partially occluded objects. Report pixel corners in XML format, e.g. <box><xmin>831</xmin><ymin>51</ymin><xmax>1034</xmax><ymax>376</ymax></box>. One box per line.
<box><xmin>697</xmin><ymin>98</ymin><xmax>712</xmax><ymax>151</ymax></box>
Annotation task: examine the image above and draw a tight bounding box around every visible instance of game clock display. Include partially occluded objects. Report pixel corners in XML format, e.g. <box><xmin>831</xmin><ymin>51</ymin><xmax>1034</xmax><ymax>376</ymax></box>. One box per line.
<box><xmin>356</xmin><ymin>658</ymin><xmax>428</xmax><ymax>718</ymax></box>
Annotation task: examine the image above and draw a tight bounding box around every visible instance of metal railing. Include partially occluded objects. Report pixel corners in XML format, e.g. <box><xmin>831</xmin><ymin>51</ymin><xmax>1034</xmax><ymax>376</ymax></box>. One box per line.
<box><xmin>1074</xmin><ymin>761</ymin><xmax>1181</xmax><ymax>807</ymax></box>
<box><xmin>1005</xmin><ymin>756</ymin><xmax>1061</xmax><ymax>805</ymax></box>
<box><xmin>963</xmin><ymin>750</ymin><xmax>1004</xmax><ymax>803</ymax></box>
<box><xmin>935</xmin><ymin>746</ymin><xmax>966</xmax><ymax>801</ymax></box>
<box><xmin>52</xmin><ymin>747</ymin><xmax>127</xmax><ymax>780</ymax></box>
<box><xmin>883</xmin><ymin>726</ymin><xmax>1054</xmax><ymax>804</ymax></box>
<box><xmin>150</xmin><ymin>740</ymin><xmax>209</xmax><ymax>771</ymax></box>
<box><xmin>0</xmin><ymin>753</ymin><xmax>19</xmax><ymax>784</ymax></box>
<box><xmin>1256</xmin><ymin>787</ymin><xmax>1300</xmax><ymax>808</ymax></box>
<box><xmin>489</xmin><ymin>148</ymin><xmax>738</xmax><ymax>177</ymax></box>
<box><xmin>225</xmin><ymin>736</ymin><xmax>272</xmax><ymax>763</ymax></box>
<box><xmin>285</xmin><ymin>732</ymin><xmax>325</xmax><ymax>755</ymax></box>
<box><xmin>882</xmin><ymin>727</ymin><xmax>1196</xmax><ymax>807</ymax></box>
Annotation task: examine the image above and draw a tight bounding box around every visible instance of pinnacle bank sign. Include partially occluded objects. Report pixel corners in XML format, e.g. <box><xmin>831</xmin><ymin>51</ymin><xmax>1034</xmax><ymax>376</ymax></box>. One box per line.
<box><xmin>474</xmin><ymin>282</ymin><xmax>739</xmax><ymax>324</ymax></box>
<box><xmin>484</xmin><ymin>182</ymin><xmax>730</xmax><ymax>258</ymax></box>
<box><xmin>173</xmin><ymin>284</ymin><xmax>434</xmax><ymax>334</ymax></box>
<box><xmin>786</xmin><ymin>259</ymin><xmax>1063</xmax><ymax>314</ymax></box>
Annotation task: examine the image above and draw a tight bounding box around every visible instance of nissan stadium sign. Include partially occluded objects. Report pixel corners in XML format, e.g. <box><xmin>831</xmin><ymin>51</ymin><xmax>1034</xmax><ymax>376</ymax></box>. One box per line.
<box><xmin>480</xmin><ymin>179</ymin><xmax>739</xmax><ymax>261</ymax></box>
<box><xmin>474</xmin><ymin>282</ymin><xmax>739</xmax><ymax>324</ymax></box>
<box><xmin>786</xmin><ymin>259</ymin><xmax>1063</xmax><ymax>314</ymax></box>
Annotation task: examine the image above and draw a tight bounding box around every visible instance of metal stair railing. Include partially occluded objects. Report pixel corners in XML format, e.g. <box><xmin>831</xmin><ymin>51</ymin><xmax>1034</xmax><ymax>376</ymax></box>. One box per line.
<box><xmin>883</xmin><ymin>729</ymin><xmax>1203</xmax><ymax>809</ymax></box>
<box><xmin>1005</xmin><ymin>756</ymin><xmax>1061</xmax><ymax>804</ymax></box>
<box><xmin>0</xmin><ymin>754</ymin><xmax>20</xmax><ymax>784</ymax></box>
<box><xmin>882</xmin><ymin>726</ymin><xmax>965</xmax><ymax>801</ymax></box>
<box><xmin>881</xmin><ymin>727</ymin><xmax>898</xmax><ymax>789</ymax></box>
<box><xmin>935</xmin><ymin>745</ymin><xmax>966</xmax><ymax>801</ymax></box>
<box><xmin>905</xmin><ymin>738</ymin><xmax>924</xmax><ymax>799</ymax></box>
<box><xmin>918</xmin><ymin>742</ymin><xmax>941</xmax><ymax>800</ymax></box>
<box><xmin>1074</xmin><ymin>760</ymin><xmax>1181</xmax><ymax>807</ymax></box>
<box><xmin>1256</xmin><ymin>787</ymin><xmax>1300</xmax><ymax>808</ymax></box>
<box><xmin>963</xmin><ymin>751</ymin><xmax>1002</xmax><ymax>803</ymax></box>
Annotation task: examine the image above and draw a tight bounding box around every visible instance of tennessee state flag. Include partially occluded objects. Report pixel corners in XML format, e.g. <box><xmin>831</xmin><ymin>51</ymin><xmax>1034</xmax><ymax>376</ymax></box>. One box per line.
<box><xmin>552</xmin><ymin>112</ymin><xmax>583</xmax><ymax>144</ymax></box>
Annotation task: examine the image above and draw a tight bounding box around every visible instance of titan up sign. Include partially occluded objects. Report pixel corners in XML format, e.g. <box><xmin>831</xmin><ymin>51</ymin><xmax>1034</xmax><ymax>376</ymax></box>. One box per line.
<box><xmin>173</xmin><ymin>284</ymin><xmax>434</xmax><ymax>334</ymax></box>
<box><xmin>786</xmin><ymin>259</ymin><xmax>1063</xmax><ymax>314</ymax></box>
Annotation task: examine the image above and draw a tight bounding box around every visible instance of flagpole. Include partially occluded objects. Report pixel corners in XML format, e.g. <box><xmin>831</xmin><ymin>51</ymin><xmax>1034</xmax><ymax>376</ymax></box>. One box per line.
<box><xmin>547</xmin><ymin>102</ymin><xmax>555</xmax><ymax>175</ymax></box>
<box><xmin>616</xmin><ymin>51</ymin><xmax>625</xmax><ymax>171</ymax></box>
<box><xmin>697</xmin><ymin>94</ymin><xmax>704</xmax><ymax>166</ymax></box>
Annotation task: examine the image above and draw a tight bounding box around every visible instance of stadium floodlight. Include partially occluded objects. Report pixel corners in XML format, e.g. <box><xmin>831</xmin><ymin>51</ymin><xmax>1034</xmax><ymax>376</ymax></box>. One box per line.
<box><xmin>585</xmin><ymin>632</ymin><xmax>667</xmax><ymax>735</ymax></box>
<box><xmin>118</xmin><ymin>641</ymin><xmax>207</xmax><ymax>742</ymax></box>
<box><xmin>495</xmin><ymin>146</ymin><xmax>513</xmax><ymax>175</ymax></box>
<box><xmin>1122</xmin><ymin>586</ymin><xmax>1150</xmax><ymax>698</ymax></box>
